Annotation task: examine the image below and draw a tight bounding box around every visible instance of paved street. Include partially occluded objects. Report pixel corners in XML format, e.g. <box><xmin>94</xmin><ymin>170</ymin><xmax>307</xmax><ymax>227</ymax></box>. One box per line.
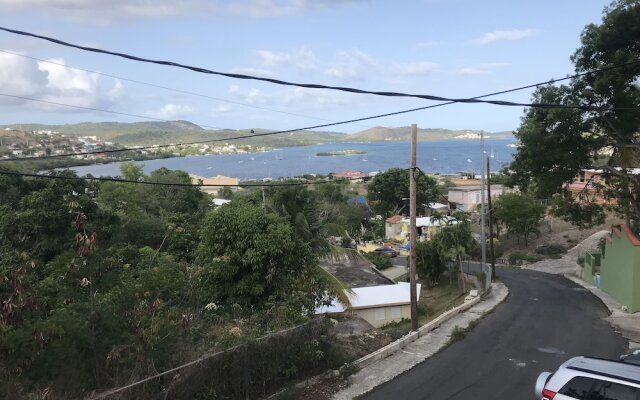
<box><xmin>364</xmin><ymin>268</ymin><xmax>628</xmax><ymax>400</ymax></box>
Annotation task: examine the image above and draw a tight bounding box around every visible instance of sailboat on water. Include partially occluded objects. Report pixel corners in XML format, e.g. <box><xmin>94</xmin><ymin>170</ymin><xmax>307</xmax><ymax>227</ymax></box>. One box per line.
<box><xmin>490</xmin><ymin>148</ymin><xmax>495</xmax><ymax>158</ymax></box>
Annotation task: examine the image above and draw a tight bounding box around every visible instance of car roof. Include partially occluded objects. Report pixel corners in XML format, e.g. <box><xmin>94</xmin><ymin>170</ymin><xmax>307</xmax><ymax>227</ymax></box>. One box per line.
<box><xmin>562</xmin><ymin>357</ymin><xmax>640</xmax><ymax>385</ymax></box>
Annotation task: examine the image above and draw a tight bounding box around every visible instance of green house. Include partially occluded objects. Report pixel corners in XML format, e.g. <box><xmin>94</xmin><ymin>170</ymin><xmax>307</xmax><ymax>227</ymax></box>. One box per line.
<box><xmin>596</xmin><ymin>225</ymin><xmax>640</xmax><ymax>313</ymax></box>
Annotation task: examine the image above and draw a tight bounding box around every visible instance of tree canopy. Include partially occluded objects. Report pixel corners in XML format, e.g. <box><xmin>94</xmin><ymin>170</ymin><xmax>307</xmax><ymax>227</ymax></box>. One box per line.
<box><xmin>508</xmin><ymin>0</ymin><xmax>640</xmax><ymax>229</ymax></box>
<box><xmin>366</xmin><ymin>168</ymin><xmax>439</xmax><ymax>217</ymax></box>
<box><xmin>492</xmin><ymin>192</ymin><xmax>546</xmax><ymax>245</ymax></box>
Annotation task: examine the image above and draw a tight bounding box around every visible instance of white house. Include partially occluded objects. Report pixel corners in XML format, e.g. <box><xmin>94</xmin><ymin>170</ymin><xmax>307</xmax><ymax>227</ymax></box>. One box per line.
<box><xmin>447</xmin><ymin>185</ymin><xmax>509</xmax><ymax>212</ymax></box>
<box><xmin>316</xmin><ymin>282</ymin><xmax>422</xmax><ymax>328</ymax></box>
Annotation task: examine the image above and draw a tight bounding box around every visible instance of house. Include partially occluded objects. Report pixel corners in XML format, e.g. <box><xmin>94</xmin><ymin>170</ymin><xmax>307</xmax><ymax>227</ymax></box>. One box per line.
<box><xmin>334</xmin><ymin>169</ymin><xmax>367</xmax><ymax>182</ymax></box>
<box><xmin>399</xmin><ymin>216</ymin><xmax>458</xmax><ymax>242</ymax></box>
<box><xmin>212</xmin><ymin>198</ymin><xmax>231</xmax><ymax>207</ymax></box>
<box><xmin>564</xmin><ymin>169</ymin><xmax>616</xmax><ymax>205</ymax></box>
<box><xmin>315</xmin><ymin>282</ymin><xmax>422</xmax><ymax>328</ymax></box>
<box><xmin>426</xmin><ymin>202</ymin><xmax>449</xmax><ymax>215</ymax></box>
<box><xmin>385</xmin><ymin>215</ymin><xmax>403</xmax><ymax>239</ymax></box>
<box><xmin>582</xmin><ymin>224</ymin><xmax>640</xmax><ymax>312</ymax></box>
<box><xmin>190</xmin><ymin>174</ymin><xmax>239</xmax><ymax>195</ymax></box>
<box><xmin>447</xmin><ymin>185</ymin><xmax>508</xmax><ymax>212</ymax></box>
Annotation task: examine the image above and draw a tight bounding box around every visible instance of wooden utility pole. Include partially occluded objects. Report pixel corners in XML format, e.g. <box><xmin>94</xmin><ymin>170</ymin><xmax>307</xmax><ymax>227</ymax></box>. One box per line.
<box><xmin>409</xmin><ymin>123</ymin><xmax>418</xmax><ymax>331</ymax></box>
<box><xmin>487</xmin><ymin>156</ymin><xmax>497</xmax><ymax>280</ymax></box>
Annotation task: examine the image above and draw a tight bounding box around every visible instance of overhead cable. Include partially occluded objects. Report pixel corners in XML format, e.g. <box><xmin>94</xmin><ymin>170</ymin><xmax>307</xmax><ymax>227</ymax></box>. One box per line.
<box><xmin>2</xmin><ymin>58</ymin><xmax>640</xmax><ymax>163</ymax></box>
<box><xmin>1</xmin><ymin>26</ymin><xmax>638</xmax><ymax>112</ymax></box>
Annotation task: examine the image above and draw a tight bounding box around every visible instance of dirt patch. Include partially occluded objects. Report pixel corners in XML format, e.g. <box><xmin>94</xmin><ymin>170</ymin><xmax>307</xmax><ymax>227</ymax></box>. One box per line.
<box><xmin>501</xmin><ymin>214</ymin><xmax>621</xmax><ymax>257</ymax></box>
<box><xmin>293</xmin><ymin>376</ymin><xmax>349</xmax><ymax>400</ymax></box>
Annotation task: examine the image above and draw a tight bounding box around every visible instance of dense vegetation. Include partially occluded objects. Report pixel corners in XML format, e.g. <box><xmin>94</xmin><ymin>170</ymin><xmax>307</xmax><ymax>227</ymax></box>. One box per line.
<box><xmin>0</xmin><ymin>164</ymin><xmax>371</xmax><ymax>399</ymax></box>
<box><xmin>508</xmin><ymin>0</ymin><xmax>640</xmax><ymax>230</ymax></box>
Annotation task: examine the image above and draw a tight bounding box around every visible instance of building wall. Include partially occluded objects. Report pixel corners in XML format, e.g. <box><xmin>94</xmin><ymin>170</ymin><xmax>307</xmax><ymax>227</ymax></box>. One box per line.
<box><xmin>385</xmin><ymin>223</ymin><xmax>402</xmax><ymax>240</ymax></box>
<box><xmin>354</xmin><ymin>304</ymin><xmax>411</xmax><ymax>328</ymax></box>
<box><xmin>600</xmin><ymin>228</ymin><xmax>640</xmax><ymax>312</ymax></box>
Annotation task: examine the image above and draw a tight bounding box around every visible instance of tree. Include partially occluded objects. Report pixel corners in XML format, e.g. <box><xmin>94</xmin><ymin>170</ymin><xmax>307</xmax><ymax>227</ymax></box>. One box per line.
<box><xmin>218</xmin><ymin>186</ymin><xmax>234</xmax><ymax>200</ymax></box>
<box><xmin>508</xmin><ymin>0</ymin><xmax>640</xmax><ymax>229</ymax></box>
<box><xmin>367</xmin><ymin>168</ymin><xmax>439</xmax><ymax>217</ymax></box>
<box><xmin>415</xmin><ymin>240</ymin><xmax>446</xmax><ymax>286</ymax></box>
<box><xmin>197</xmin><ymin>202</ymin><xmax>322</xmax><ymax>309</ymax></box>
<box><xmin>431</xmin><ymin>222</ymin><xmax>476</xmax><ymax>291</ymax></box>
<box><xmin>492</xmin><ymin>193</ymin><xmax>546</xmax><ymax>246</ymax></box>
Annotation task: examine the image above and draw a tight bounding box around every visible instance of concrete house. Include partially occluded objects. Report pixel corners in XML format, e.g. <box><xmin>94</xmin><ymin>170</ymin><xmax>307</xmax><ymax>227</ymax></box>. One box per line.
<box><xmin>190</xmin><ymin>174</ymin><xmax>239</xmax><ymax>195</ymax></box>
<box><xmin>583</xmin><ymin>224</ymin><xmax>640</xmax><ymax>312</ymax></box>
<box><xmin>447</xmin><ymin>185</ymin><xmax>508</xmax><ymax>212</ymax></box>
<box><xmin>385</xmin><ymin>215</ymin><xmax>403</xmax><ymax>239</ymax></box>
<box><xmin>316</xmin><ymin>282</ymin><xmax>422</xmax><ymax>328</ymax></box>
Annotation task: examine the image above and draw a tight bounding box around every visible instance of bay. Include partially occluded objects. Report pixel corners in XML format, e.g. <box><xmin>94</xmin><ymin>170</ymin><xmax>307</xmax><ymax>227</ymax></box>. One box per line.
<box><xmin>71</xmin><ymin>139</ymin><xmax>517</xmax><ymax>180</ymax></box>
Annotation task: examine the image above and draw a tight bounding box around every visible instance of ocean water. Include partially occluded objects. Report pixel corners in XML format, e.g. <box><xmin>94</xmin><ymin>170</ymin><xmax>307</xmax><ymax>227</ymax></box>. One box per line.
<box><xmin>71</xmin><ymin>139</ymin><xmax>517</xmax><ymax>180</ymax></box>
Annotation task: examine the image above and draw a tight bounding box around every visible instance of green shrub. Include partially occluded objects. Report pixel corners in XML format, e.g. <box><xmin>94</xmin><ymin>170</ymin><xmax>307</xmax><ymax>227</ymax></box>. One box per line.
<box><xmin>362</xmin><ymin>251</ymin><xmax>393</xmax><ymax>270</ymax></box>
<box><xmin>535</xmin><ymin>243</ymin><xmax>566</xmax><ymax>256</ymax></box>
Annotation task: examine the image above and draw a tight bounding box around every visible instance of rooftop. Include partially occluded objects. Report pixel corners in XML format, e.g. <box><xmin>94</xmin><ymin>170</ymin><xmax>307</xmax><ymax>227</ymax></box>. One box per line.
<box><xmin>316</xmin><ymin>282</ymin><xmax>422</xmax><ymax>314</ymax></box>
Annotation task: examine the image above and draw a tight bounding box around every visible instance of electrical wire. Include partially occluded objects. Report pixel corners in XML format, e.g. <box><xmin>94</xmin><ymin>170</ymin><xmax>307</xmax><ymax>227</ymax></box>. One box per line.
<box><xmin>0</xmin><ymin>169</ymin><xmax>372</xmax><ymax>187</ymax></box>
<box><xmin>1</xmin><ymin>26</ymin><xmax>638</xmax><ymax>112</ymax></box>
<box><xmin>2</xmin><ymin>58</ymin><xmax>639</xmax><ymax>163</ymax></box>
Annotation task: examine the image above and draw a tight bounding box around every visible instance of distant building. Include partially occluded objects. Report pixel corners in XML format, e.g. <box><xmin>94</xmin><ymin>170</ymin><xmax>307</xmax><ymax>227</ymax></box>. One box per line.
<box><xmin>447</xmin><ymin>185</ymin><xmax>509</xmax><ymax>212</ymax></box>
<box><xmin>564</xmin><ymin>169</ymin><xmax>618</xmax><ymax>205</ymax></box>
<box><xmin>385</xmin><ymin>215</ymin><xmax>403</xmax><ymax>239</ymax></box>
<box><xmin>191</xmin><ymin>174</ymin><xmax>239</xmax><ymax>195</ymax></box>
<box><xmin>334</xmin><ymin>169</ymin><xmax>367</xmax><ymax>182</ymax></box>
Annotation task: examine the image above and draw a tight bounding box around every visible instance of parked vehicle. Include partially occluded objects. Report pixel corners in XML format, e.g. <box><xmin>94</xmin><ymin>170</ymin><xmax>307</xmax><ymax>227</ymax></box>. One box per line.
<box><xmin>373</xmin><ymin>247</ymin><xmax>398</xmax><ymax>257</ymax></box>
<box><xmin>535</xmin><ymin>356</ymin><xmax>640</xmax><ymax>399</ymax></box>
<box><xmin>620</xmin><ymin>349</ymin><xmax>640</xmax><ymax>366</ymax></box>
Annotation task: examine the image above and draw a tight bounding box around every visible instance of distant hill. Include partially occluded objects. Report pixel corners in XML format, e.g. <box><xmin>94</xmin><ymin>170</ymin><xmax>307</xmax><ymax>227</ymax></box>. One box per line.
<box><xmin>0</xmin><ymin>121</ymin><xmax>513</xmax><ymax>148</ymax></box>
<box><xmin>348</xmin><ymin>126</ymin><xmax>514</xmax><ymax>141</ymax></box>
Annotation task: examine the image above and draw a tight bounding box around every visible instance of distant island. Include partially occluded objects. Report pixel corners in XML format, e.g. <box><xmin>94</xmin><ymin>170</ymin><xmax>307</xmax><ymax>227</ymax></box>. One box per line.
<box><xmin>316</xmin><ymin>150</ymin><xmax>367</xmax><ymax>156</ymax></box>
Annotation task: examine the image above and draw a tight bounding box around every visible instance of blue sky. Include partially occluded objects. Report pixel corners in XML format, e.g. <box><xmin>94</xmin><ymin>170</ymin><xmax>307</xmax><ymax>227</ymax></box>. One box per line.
<box><xmin>0</xmin><ymin>0</ymin><xmax>613</xmax><ymax>134</ymax></box>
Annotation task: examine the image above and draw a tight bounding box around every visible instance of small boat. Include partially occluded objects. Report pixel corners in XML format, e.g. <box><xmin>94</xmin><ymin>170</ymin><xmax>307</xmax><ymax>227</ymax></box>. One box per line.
<box><xmin>206</xmin><ymin>166</ymin><xmax>213</xmax><ymax>170</ymax></box>
<box><xmin>433</xmin><ymin>158</ymin><xmax>437</xmax><ymax>161</ymax></box>
<box><xmin>490</xmin><ymin>148</ymin><xmax>495</xmax><ymax>158</ymax></box>
<box><xmin>361</xmin><ymin>158</ymin><xmax>368</xmax><ymax>162</ymax></box>
<box><xmin>250</xmin><ymin>156</ymin><xmax>255</xmax><ymax>161</ymax></box>
<box><xmin>467</xmin><ymin>158</ymin><xmax>472</xmax><ymax>163</ymax></box>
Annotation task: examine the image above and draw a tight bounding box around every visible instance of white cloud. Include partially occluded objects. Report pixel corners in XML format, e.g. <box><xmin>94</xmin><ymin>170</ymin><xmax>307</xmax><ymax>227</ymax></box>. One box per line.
<box><xmin>325</xmin><ymin>49</ymin><xmax>377</xmax><ymax>81</ymax></box>
<box><xmin>416</xmin><ymin>41</ymin><xmax>442</xmax><ymax>48</ymax></box>
<box><xmin>228</xmin><ymin>84</ymin><xmax>347</xmax><ymax>109</ymax></box>
<box><xmin>255</xmin><ymin>47</ymin><xmax>316</xmax><ymax>69</ymax></box>
<box><xmin>457</xmin><ymin>63</ymin><xmax>510</xmax><ymax>76</ymax></box>
<box><xmin>391</xmin><ymin>62</ymin><xmax>438</xmax><ymax>77</ymax></box>
<box><xmin>149</xmin><ymin>104</ymin><xmax>195</xmax><ymax>119</ymax></box>
<box><xmin>0</xmin><ymin>52</ymin><xmax>123</xmax><ymax>111</ymax></box>
<box><xmin>471</xmin><ymin>29</ymin><xmax>535</xmax><ymax>45</ymax></box>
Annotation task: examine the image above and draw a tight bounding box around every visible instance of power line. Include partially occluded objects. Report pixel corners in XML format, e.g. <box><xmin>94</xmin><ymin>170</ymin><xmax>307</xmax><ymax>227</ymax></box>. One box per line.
<box><xmin>2</xmin><ymin>58</ymin><xmax>638</xmax><ymax>163</ymax></box>
<box><xmin>1</xmin><ymin>26</ymin><xmax>638</xmax><ymax>112</ymax></box>
<box><xmin>0</xmin><ymin>49</ymin><xmax>364</xmax><ymax>127</ymax></box>
<box><xmin>0</xmin><ymin>169</ymin><xmax>371</xmax><ymax>187</ymax></box>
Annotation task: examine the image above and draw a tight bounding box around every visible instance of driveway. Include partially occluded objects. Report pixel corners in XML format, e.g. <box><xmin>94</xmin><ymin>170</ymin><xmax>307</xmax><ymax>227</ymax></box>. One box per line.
<box><xmin>363</xmin><ymin>268</ymin><xmax>628</xmax><ymax>400</ymax></box>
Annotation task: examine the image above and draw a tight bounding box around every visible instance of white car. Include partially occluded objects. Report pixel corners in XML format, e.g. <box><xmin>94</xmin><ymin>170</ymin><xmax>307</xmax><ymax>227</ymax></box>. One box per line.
<box><xmin>535</xmin><ymin>356</ymin><xmax>640</xmax><ymax>399</ymax></box>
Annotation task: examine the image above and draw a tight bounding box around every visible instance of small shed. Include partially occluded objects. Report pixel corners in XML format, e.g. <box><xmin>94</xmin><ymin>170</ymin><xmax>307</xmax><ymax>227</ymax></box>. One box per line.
<box><xmin>316</xmin><ymin>282</ymin><xmax>422</xmax><ymax>328</ymax></box>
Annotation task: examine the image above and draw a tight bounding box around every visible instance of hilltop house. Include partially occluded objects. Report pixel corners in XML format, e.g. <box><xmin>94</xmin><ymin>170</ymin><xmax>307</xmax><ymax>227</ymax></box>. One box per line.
<box><xmin>447</xmin><ymin>185</ymin><xmax>509</xmax><ymax>212</ymax></box>
<box><xmin>190</xmin><ymin>174</ymin><xmax>239</xmax><ymax>195</ymax></box>
<box><xmin>564</xmin><ymin>169</ymin><xmax>621</xmax><ymax>205</ymax></box>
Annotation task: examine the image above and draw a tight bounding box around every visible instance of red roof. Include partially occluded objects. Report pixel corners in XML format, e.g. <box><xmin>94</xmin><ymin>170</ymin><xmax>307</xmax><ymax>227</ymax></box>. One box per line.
<box><xmin>334</xmin><ymin>169</ymin><xmax>367</xmax><ymax>178</ymax></box>
<box><xmin>386</xmin><ymin>215</ymin><xmax>403</xmax><ymax>224</ymax></box>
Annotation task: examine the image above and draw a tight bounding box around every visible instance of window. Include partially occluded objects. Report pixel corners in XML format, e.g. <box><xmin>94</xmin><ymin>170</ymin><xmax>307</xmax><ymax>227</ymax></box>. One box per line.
<box><xmin>588</xmin><ymin>380</ymin><xmax>638</xmax><ymax>400</ymax></box>
<box><xmin>391</xmin><ymin>307</ymin><xmax>401</xmax><ymax>319</ymax></box>
<box><xmin>559</xmin><ymin>376</ymin><xmax>639</xmax><ymax>400</ymax></box>
<box><xmin>374</xmin><ymin>308</ymin><xmax>386</xmax><ymax>321</ymax></box>
<box><xmin>560</xmin><ymin>376</ymin><xmax>596</xmax><ymax>399</ymax></box>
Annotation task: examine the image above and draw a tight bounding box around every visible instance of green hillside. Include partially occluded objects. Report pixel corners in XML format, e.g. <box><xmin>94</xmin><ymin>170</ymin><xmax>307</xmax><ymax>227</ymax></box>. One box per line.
<box><xmin>348</xmin><ymin>126</ymin><xmax>513</xmax><ymax>141</ymax></box>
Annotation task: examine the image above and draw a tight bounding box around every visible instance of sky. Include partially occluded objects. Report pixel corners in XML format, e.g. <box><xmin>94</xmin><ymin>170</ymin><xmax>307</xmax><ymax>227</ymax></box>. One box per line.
<box><xmin>0</xmin><ymin>0</ymin><xmax>614</xmax><ymax>134</ymax></box>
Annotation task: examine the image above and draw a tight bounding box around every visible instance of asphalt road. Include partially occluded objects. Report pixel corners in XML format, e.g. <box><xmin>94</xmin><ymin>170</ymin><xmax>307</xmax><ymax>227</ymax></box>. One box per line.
<box><xmin>364</xmin><ymin>268</ymin><xmax>628</xmax><ymax>400</ymax></box>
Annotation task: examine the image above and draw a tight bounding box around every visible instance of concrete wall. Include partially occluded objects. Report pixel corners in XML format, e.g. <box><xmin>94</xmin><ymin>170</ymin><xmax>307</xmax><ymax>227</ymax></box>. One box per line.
<box><xmin>385</xmin><ymin>223</ymin><xmax>402</xmax><ymax>240</ymax></box>
<box><xmin>583</xmin><ymin>252</ymin><xmax>600</xmax><ymax>286</ymax></box>
<box><xmin>354</xmin><ymin>304</ymin><xmax>411</xmax><ymax>328</ymax></box>
<box><xmin>600</xmin><ymin>226</ymin><xmax>640</xmax><ymax>312</ymax></box>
